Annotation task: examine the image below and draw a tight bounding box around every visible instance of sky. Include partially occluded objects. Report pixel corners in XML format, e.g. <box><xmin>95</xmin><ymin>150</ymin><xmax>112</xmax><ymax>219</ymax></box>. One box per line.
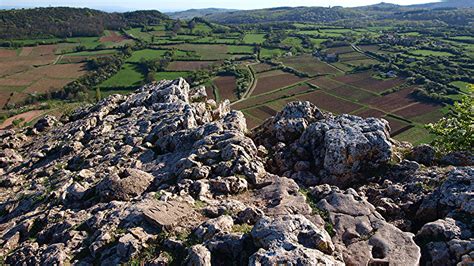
<box><xmin>0</xmin><ymin>0</ymin><xmax>441</xmax><ymax>12</ymax></box>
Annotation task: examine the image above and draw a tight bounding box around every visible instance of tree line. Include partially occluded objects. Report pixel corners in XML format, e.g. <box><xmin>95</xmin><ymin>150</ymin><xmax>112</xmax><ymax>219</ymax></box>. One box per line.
<box><xmin>0</xmin><ymin>7</ymin><xmax>168</xmax><ymax>39</ymax></box>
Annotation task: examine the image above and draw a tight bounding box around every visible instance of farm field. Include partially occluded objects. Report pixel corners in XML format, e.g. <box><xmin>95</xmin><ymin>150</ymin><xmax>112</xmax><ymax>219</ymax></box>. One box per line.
<box><xmin>278</xmin><ymin>54</ymin><xmax>341</xmax><ymax>76</ymax></box>
<box><xmin>333</xmin><ymin>72</ymin><xmax>405</xmax><ymax>93</ymax></box>
<box><xmin>162</xmin><ymin>44</ymin><xmax>231</xmax><ymax>60</ymax></box>
<box><xmin>98</xmin><ymin>63</ymin><xmax>144</xmax><ymax>88</ymax></box>
<box><xmin>251</xmin><ymin>63</ymin><xmax>274</xmax><ymax>73</ymax></box>
<box><xmin>154</xmin><ymin>71</ymin><xmax>190</xmax><ymax>81</ymax></box>
<box><xmin>0</xmin><ymin>45</ymin><xmax>87</xmax><ymax>108</ymax></box>
<box><xmin>167</xmin><ymin>61</ymin><xmax>221</xmax><ymax>71</ymax></box>
<box><xmin>253</xmin><ymin>70</ymin><xmax>307</xmax><ymax>96</ymax></box>
<box><xmin>1</xmin><ymin>15</ymin><xmax>470</xmax><ymax>146</ymax></box>
<box><xmin>243</xmin><ymin>33</ymin><xmax>266</xmax><ymax>44</ymax></box>
<box><xmin>213</xmin><ymin>75</ymin><xmax>238</xmax><ymax>102</ymax></box>
<box><xmin>410</xmin><ymin>49</ymin><xmax>455</xmax><ymax>57</ymax></box>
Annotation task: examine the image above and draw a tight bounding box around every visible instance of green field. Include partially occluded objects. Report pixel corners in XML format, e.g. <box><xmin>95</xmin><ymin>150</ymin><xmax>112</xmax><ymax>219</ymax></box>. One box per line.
<box><xmin>394</xmin><ymin>126</ymin><xmax>435</xmax><ymax>145</ymax></box>
<box><xmin>65</xmin><ymin>37</ymin><xmax>101</xmax><ymax>49</ymax></box>
<box><xmin>154</xmin><ymin>71</ymin><xmax>190</xmax><ymax>80</ymax></box>
<box><xmin>65</xmin><ymin>49</ymin><xmax>117</xmax><ymax>56</ymax></box>
<box><xmin>11</xmin><ymin>37</ymin><xmax>64</xmax><ymax>46</ymax></box>
<box><xmin>127</xmin><ymin>49</ymin><xmax>168</xmax><ymax>63</ymax></box>
<box><xmin>282</xmin><ymin>37</ymin><xmax>303</xmax><ymax>47</ymax></box>
<box><xmin>227</xmin><ymin>45</ymin><xmax>254</xmax><ymax>54</ymax></box>
<box><xmin>260</xmin><ymin>48</ymin><xmax>285</xmax><ymax>59</ymax></box>
<box><xmin>99</xmin><ymin>63</ymin><xmax>144</xmax><ymax>88</ymax></box>
<box><xmin>450</xmin><ymin>36</ymin><xmax>474</xmax><ymax>42</ymax></box>
<box><xmin>309</xmin><ymin>38</ymin><xmax>327</xmax><ymax>47</ymax></box>
<box><xmin>125</xmin><ymin>28</ymin><xmax>154</xmax><ymax>42</ymax></box>
<box><xmin>410</xmin><ymin>49</ymin><xmax>455</xmax><ymax>57</ymax></box>
<box><xmin>243</xmin><ymin>33</ymin><xmax>266</xmax><ymax>44</ymax></box>
<box><xmin>450</xmin><ymin>81</ymin><xmax>472</xmax><ymax>94</ymax></box>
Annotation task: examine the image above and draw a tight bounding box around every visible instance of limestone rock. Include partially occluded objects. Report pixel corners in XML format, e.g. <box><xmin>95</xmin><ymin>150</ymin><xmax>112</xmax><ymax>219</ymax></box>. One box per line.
<box><xmin>253</xmin><ymin>102</ymin><xmax>392</xmax><ymax>187</ymax></box>
<box><xmin>194</xmin><ymin>215</ymin><xmax>234</xmax><ymax>241</ymax></box>
<box><xmin>315</xmin><ymin>188</ymin><xmax>421</xmax><ymax>265</ymax></box>
<box><xmin>0</xmin><ymin>78</ymin><xmax>471</xmax><ymax>265</ymax></box>
<box><xmin>250</xmin><ymin>214</ymin><xmax>342</xmax><ymax>265</ymax></box>
<box><xmin>96</xmin><ymin>168</ymin><xmax>154</xmax><ymax>201</ymax></box>
<box><xmin>143</xmin><ymin>200</ymin><xmax>199</xmax><ymax>231</ymax></box>
<box><xmin>185</xmin><ymin>244</ymin><xmax>211</xmax><ymax>266</ymax></box>
<box><xmin>407</xmin><ymin>144</ymin><xmax>436</xmax><ymax>165</ymax></box>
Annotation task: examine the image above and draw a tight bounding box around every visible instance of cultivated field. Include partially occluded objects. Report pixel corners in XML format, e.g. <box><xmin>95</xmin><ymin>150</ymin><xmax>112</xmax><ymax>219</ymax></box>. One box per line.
<box><xmin>213</xmin><ymin>75</ymin><xmax>238</xmax><ymax>102</ymax></box>
<box><xmin>253</xmin><ymin>70</ymin><xmax>306</xmax><ymax>96</ymax></box>
<box><xmin>0</xmin><ymin>46</ymin><xmax>87</xmax><ymax>108</ymax></box>
<box><xmin>167</xmin><ymin>61</ymin><xmax>221</xmax><ymax>71</ymax></box>
<box><xmin>279</xmin><ymin>54</ymin><xmax>341</xmax><ymax>76</ymax></box>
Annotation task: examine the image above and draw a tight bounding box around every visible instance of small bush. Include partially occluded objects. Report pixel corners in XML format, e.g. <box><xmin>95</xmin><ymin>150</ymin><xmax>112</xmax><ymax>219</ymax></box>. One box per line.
<box><xmin>426</xmin><ymin>84</ymin><xmax>473</xmax><ymax>152</ymax></box>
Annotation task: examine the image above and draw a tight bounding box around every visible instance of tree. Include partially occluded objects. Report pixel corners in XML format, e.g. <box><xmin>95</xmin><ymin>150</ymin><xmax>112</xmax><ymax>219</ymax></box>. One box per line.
<box><xmin>172</xmin><ymin>20</ymin><xmax>182</xmax><ymax>36</ymax></box>
<box><xmin>95</xmin><ymin>87</ymin><xmax>102</xmax><ymax>102</ymax></box>
<box><xmin>145</xmin><ymin>71</ymin><xmax>156</xmax><ymax>83</ymax></box>
<box><xmin>188</xmin><ymin>20</ymin><xmax>196</xmax><ymax>34</ymax></box>
<box><xmin>426</xmin><ymin>84</ymin><xmax>473</xmax><ymax>152</ymax></box>
<box><xmin>75</xmin><ymin>45</ymin><xmax>86</xmax><ymax>52</ymax></box>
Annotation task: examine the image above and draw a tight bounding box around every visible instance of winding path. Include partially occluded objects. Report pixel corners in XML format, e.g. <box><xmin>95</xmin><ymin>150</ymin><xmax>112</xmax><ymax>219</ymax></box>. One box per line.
<box><xmin>231</xmin><ymin>61</ymin><xmax>258</xmax><ymax>106</ymax></box>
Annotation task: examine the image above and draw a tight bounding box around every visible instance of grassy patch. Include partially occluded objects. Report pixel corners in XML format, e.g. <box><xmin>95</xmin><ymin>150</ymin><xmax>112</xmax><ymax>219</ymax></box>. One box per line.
<box><xmin>64</xmin><ymin>49</ymin><xmax>116</xmax><ymax>56</ymax></box>
<box><xmin>154</xmin><ymin>71</ymin><xmax>190</xmax><ymax>81</ymax></box>
<box><xmin>260</xmin><ymin>48</ymin><xmax>285</xmax><ymax>59</ymax></box>
<box><xmin>410</xmin><ymin>49</ymin><xmax>454</xmax><ymax>57</ymax></box>
<box><xmin>450</xmin><ymin>81</ymin><xmax>472</xmax><ymax>94</ymax></box>
<box><xmin>232</xmin><ymin>224</ymin><xmax>253</xmax><ymax>234</ymax></box>
<box><xmin>127</xmin><ymin>49</ymin><xmax>167</xmax><ymax>63</ymax></box>
<box><xmin>243</xmin><ymin>33</ymin><xmax>266</xmax><ymax>44</ymax></box>
<box><xmin>394</xmin><ymin>126</ymin><xmax>435</xmax><ymax>145</ymax></box>
<box><xmin>227</xmin><ymin>45</ymin><xmax>254</xmax><ymax>54</ymax></box>
<box><xmin>98</xmin><ymin>63</ymin><xmax>144</xmax><ymax>88</ymax></box>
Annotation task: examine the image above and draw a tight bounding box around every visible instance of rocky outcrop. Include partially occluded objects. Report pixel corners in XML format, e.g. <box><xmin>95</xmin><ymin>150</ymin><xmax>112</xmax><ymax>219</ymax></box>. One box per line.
<box><xmin>253</xmin><ymin>102</ymin><xmax>392</xmax><ymax>187</ymax></box>
<box><xmin>313</xmin><ymin>186</ymin><xmax>421</xmax><ymax>265</ymax></box>
<box><xmin>250</xmin><ymin>214</ymin><xmax>343</xmax><ymax>265</ymax></box>
<box><xmin>0</xmin><ymin>78</ymin><xmax>472</xmax><ymax>265</ymax></box>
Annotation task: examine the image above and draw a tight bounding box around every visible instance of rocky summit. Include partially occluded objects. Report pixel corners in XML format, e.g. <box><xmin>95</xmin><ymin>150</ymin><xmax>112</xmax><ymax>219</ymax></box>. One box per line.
<box><xmin>0</xmin><ymin>78</ymin><xmax>472</xmax><ymax>265</ymax></box>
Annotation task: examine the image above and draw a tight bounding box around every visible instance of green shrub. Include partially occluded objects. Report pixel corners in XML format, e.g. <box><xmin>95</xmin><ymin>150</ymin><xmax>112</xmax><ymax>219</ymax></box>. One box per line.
<box><xmin>12</xmin><ymin>117</ymin><xmax>25</xmax><ymax>127</ymax></box>
<box><xmin>426</xmin><ymin>84</ymin><xmax>473</xmax><ymax>152</ymax></box>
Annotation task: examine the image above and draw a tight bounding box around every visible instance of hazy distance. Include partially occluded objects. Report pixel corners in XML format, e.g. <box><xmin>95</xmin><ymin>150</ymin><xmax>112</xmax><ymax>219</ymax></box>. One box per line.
<box><xmin>1</xmin><ymin>0</ymin><xmax>441</xmax><ymax>12</ymax></box>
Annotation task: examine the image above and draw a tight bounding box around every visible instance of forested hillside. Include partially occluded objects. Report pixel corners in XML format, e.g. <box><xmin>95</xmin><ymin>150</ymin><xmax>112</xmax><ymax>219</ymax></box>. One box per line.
<box><xmin>166</xmin><ymin>8</ymin><xmax>238</xmax><ymax>19</ymax></box>
<box><xmin>204</xmin><ymin>5</ymin><xmax>474</xmax><ymax>26</ymax></box>
<box><xmin>0</xmin><ymin>7</ymin><xmax>168</xmax><ymax>39</ymax></box>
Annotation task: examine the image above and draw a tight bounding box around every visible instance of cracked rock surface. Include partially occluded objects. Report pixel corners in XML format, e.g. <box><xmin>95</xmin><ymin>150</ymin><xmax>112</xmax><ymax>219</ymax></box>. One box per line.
<box><xmin>0</xmin><ymin>79</ymin><xmax>472</xmax><ymax>265</ymax></box>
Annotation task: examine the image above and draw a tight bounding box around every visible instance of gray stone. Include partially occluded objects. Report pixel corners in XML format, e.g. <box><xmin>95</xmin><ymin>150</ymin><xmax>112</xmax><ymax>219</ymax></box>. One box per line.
<box><xmin>407</xmin><ymin>144</ymin><xmax>436</xmax><ymax>165</ymax></box>
<box><xmin>96</xmin><ymin>168</ymin><xmax>154</xmax><ymax>201</ymax></box>
<box><xmin>185</xmin><ymin>244</ymin><xmax>211</xmax><ymax>266</ymax></box>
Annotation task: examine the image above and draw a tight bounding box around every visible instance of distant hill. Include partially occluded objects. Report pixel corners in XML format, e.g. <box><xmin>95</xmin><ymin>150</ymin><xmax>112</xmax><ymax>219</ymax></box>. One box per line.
<box><xmin>409</xmin><ymin>0</ymin><xmax>474</xmax><ymax>9</ymax></box>
<box><xmin>0</xmin><ymin>7</ymin><xmax>168</xmax><ymax>39</ymax></box>
<box><xmin>203</xmin><ymin>6</ymin><xmax>364</xmax><ymax>24</ymax></box>
<box><xmin>203</xmin><ymin>4</ymin><xmax>473</xmax><ymax>25</ymax></box>
<box><xmin>166</xmin><ymin>8</ymin><xmax>238</xmax><ymax>19</ymax></box>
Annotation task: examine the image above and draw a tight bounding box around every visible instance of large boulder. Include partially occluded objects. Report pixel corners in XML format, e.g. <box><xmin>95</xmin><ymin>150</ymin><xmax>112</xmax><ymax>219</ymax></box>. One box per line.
<box><xmin>253</xmin><ymin>102</ymin><xmax>392</xmax><ymax>187</ymax></box>
<box><xmin>249</xmin><ymin>214</ymin><xmax>343</xmax><ymax>265</ymax></box>
<box><xmin>96</xmin><ymin>168</ymin><xmax>154</xmax><ymax>201</ymax></box>
<box><xmin>314</xmin><ymin>186</ymin><xmax>421</xmax><ymax>265</ymax></box>
<box><xmin>416</xmin><ymin>167</ymin><xmax>474</xmax><ymax>223</ymax></box>
<box><xmin>416</xmin><ymin>218</ymin><xmax>473</xmax><ymax>265</ymax></box>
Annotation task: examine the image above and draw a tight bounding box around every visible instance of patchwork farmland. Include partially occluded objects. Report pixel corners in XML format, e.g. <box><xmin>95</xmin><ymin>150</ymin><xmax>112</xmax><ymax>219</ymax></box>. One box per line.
<box><xmin>1</xmin><ymin>18</ymin><xmax>467</xmax><ymax>145</ymax></box>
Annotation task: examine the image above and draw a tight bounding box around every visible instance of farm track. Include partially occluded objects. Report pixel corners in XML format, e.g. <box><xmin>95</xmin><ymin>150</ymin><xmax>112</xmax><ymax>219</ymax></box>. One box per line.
<box><xmin>351</xmin><ymin>43</ymin><xmax>379</xmax><ymax>61</ymax></box>
<box><xmin>53</xmin><ymin>55</ymin><xmax>64</xmax><ymax>65</ymax></box>
<box><xmin>231</xmin><ymin>62</ymin><xmax>258</xmax><ymax>106</ymax></box>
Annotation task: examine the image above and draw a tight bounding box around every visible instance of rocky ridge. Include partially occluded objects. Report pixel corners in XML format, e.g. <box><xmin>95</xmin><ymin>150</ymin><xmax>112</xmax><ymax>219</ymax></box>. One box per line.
<box><xmin>0</xmin><ymin>78</ymin><xmax>472</xmax><ymax>265</ymax></box>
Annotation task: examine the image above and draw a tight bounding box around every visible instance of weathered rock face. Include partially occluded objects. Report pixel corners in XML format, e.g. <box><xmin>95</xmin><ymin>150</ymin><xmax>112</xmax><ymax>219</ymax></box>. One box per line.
<box><xmin>250</xmin><ymin>214</ymin><xmax>343</xmax><ymax>265</ymax></box>
<box><xmin>313</xmin><ymin>186</ymin><xmax>421</xmax><ymax>265</ymax></box>
<box><xmin>253</xmin><ymin>102</ymin><xmax>393</xmax><ymax>187</ymax></box>
<box><xmin>0</xmin><ymin>78</ymin><xmax>472</xmax><ymax>265</ymax></box>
